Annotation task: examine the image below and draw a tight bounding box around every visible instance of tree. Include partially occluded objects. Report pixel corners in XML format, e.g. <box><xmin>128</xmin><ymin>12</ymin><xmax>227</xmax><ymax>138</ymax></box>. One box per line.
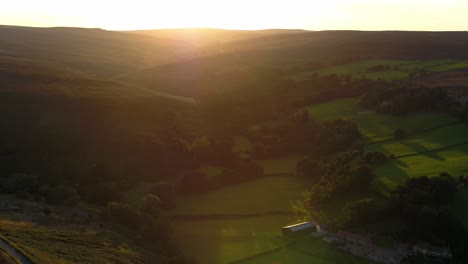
<box><xmin>297</xmin><ymin>158</ymin><xmax>322</xmax><ymax>180</ymax></box>
<box><xmin>341</xmin><ymin>198</ymin><xmax>379</xmax><ymax>228</ymax></box>
<box><xmin>140</xmin><ymin>194</ymin><xmax>161</xmax><ymax>217</ymax></box>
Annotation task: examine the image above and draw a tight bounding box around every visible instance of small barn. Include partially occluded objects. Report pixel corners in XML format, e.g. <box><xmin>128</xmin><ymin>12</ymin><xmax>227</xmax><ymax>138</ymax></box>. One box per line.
<box><xmin>282</xmin><ymin>222</ymin><xmax>316</xmax><ymax>236</ymax></box>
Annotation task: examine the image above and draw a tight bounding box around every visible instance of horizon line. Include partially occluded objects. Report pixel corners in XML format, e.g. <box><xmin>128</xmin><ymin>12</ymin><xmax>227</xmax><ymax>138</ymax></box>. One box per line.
<box><xmin>1</xmin><ymin>24</ymin><xmax>467</xmax><ymax>33</ymax></box>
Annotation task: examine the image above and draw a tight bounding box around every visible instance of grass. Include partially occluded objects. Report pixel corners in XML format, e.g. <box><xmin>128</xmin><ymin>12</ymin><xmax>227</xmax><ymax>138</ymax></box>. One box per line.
<box><xmin>172</xmin><ymin>215</ymin><xmax>300</xmax><ymax>264</ymax></box>
<box><xmin>372</xmin><ymin>145</ymin><xmax>468</xmax><ymax>195</ymax></box>
<box><xmin>169</xmin><ymin>174</ymin><xmax>347</xmax><ymax>263</ymax></box>
<box><xmin>171</xmin><ymin>175</ymin><xmax>313</xmax><ymax>215</ymax></box>
<box><xmin>0</xmin><ymin>220</ymin><xmax>160</xmax><ymax>264</ymax></box>
<box><xmin>312</xmin><ymin>60</ymin><xmax>413</xmax><ymax>81</ymax></box>
<box><xmin>306</xmin><ymin>98</ymin><xmax>468</xmax><ymax>196</ymax></box>
<box><xmin>306</xmin><ymin>98</ymin><xmax>458</xmax><ymax>143</ymax></box>
<box><xmin>366</xmin><ymin>123</ymin><xmax>468</xmax><ymax>156</ymax></box>
<box><xmin>258</xmin><ymin>155</ymin><xmax>305</xmax><ymax>175</ymax></box>
<box><xmin>239</xmin><ymin>237</ymin><xmax>372</xmax><ymax>264</ymax></box>
<box><xmin>297</xmin><ymin>59</ymin><xmax>468</xmax><ymax>81</ymax></box>
<box><xmin>200</xmin><ymin>165</ymin><xmax>224</xmax><ymax>180</ymax></box>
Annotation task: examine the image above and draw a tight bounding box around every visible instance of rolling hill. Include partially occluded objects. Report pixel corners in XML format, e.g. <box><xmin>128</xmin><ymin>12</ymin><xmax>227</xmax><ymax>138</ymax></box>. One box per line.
<box><xmin>123</xmin><ymin>31</ymin><xmax>468</xmax><ymax>97</ymax></box>
<box><xmin>0</xmin><ymin>25</ymin><xmax>186</xmax><ymax>78</ymax></box>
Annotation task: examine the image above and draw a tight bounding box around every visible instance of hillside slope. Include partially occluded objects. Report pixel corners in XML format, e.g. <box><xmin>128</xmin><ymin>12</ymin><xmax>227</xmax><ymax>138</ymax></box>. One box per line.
<box><xmin>124</xmin><ymin>31</ymin><xmax>468</xmax><ymax>96</ymax></box>
<box><xmin>0</xmin><ymin>25</ymin><xmax>186</xmax><ymax>77</ymax></box>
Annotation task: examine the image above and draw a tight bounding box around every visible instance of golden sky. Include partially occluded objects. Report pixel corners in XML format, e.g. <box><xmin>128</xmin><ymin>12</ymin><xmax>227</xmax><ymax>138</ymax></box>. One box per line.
<box><xmin>1</xmin><ymin>0</ymin><xmax>467</xmax><ymax>30</ymax></box>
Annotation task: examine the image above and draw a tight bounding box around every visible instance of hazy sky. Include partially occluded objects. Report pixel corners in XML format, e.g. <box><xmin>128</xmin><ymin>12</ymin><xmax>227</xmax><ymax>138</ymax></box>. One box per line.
<box><xmin>1</xmin><ymin>0</ymin><xmax>467</xmax><ymax>31</ymax></box>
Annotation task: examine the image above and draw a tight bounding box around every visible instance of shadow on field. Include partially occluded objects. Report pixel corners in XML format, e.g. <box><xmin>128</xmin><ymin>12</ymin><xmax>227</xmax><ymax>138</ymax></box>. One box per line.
<box><xmin>401</xmin><ymin>141</ymin><xmax>444</xmax><ymax>161</ymax></box>
<box><xmin>372</xmin><ymin>160</ymin><xmax>408</xmax><ymax>195</ymax></box>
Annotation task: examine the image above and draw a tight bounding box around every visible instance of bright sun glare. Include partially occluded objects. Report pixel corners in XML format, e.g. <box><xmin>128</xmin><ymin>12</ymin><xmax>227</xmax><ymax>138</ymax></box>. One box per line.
<box><xmin>1</xmin><ymin>0</ymin><xmax>339</xmax><ymax>30</ymax></box>
<box><xmin>1</xmin><ymin>0</ymin><xmax>468</xmax><ymax>30</ymax></box>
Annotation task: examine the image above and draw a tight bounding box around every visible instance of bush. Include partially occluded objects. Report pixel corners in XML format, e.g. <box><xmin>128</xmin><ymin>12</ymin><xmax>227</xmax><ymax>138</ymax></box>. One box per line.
<box><xmin>140</xmin><ymin>194</ymin><xmax>161</xmax><ymax>217</ymax></box>
<box><xmin>363</xmin><ymin>151</ymin><xmax>387</xmax><ymax>163</ymax></box>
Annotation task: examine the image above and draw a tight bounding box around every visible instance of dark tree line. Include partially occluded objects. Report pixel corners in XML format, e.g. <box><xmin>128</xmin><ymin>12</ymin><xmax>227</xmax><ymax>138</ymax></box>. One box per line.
<box><xmin>304</xmin><ymin>151</ymin><xmax>375</xmax><ymax>209</ymax></box>
<box><xmin>360</xmin><ymin>86</ymin><xmax>450</xmax><ymax>115</ymax></box>
<box><xmin>178</xmin><ymin>158</ymin><xmax>263</xmax><ymax>194</ymax></box>
<box><xmin>250</xmin><ymin>111</ymin><xmax>361</xmax><ymax>159</ymax></box>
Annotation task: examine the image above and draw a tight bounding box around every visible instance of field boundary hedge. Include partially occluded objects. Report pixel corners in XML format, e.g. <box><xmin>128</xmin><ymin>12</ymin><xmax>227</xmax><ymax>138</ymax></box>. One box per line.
<box><xmin>394</xmin><ymin>141</ymin><xmax>468</xmax><ymax>159</ymax></box>
<box><xmin>365</xmin><ymin>121</ymin><xmax>461</xmax><ymax>146</ymax></box>
<box><xmin>228</xmin><ymin>242</ymin><xmax>296</xmax><ymax>263</ymax></box>
<box><xmin>164</xmin><ymin>210</ymin><xmax>301</xmax><ymax>220</ymax></box>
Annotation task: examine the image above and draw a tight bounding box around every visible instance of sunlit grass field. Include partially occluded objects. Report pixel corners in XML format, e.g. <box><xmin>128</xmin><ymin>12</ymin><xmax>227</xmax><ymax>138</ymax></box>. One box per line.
<box><xmin>306</xmin><ymin>98</ymin><xmax>468</xmax><ymax>196</ymax></box>
<box><xmin>240</xmin><ymin>237</ymin><xmax>372</xmax><ymax>264</ymax></box>
<box><xmin>306</xmin><ymin>98</ymin><xmax>458</xmax><ymax>142</ymax></box>
<box><xmin>172</xmin><ymin>175</ymin><xmax>313</xmax><ymax>215</ymax></box>
<box><xmin>367</xmin><ymin>123</ymin><xmax>468</xmax><ymax>156</ymax></box>
<box><xmin>170</xmin><ymin>175</ymin><xmax>314</xmax><ymax>263</ymax></box>
<box><xmin>372</xmin><ymin>145</ymin><xmax>468</xmax><ymax>195</ymax></box>
<box><xmin>297</xmin><ymin>59</ymin><xmax>468</xmax><ymax>81</ymax></box>
<box><xmin>172</xmin><ymin>215</ymin><xmax>298</xmax><ymax>264</ymax></box>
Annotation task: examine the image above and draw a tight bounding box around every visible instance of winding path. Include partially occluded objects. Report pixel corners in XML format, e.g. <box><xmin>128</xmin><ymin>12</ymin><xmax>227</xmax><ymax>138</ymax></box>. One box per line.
<box><xmin>0</xmin><ymin>238</ymin><xmax>33</xmax><ymax>264</ymax></box>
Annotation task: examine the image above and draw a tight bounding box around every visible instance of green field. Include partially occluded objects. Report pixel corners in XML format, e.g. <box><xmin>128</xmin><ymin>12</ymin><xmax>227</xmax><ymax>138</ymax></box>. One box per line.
<box><xmin>258</xmin><ymin>155</ymin><xmax>305</xmax><ymax>175</ymax></box>
<box><xmin>306</xmin><ymin>98</ymin><xmax>468</xmax><ymax>196</ymax></box>
<box><xmin>171</xmin><ymin>175</ymin><xmax>313</xmax><ymax>215</ymax></box>
<box><xmin>240</xmin><ymin>237</ymin><xmax>371</xmax><ymax>264</ymax></box>
<box><xmin>170</xmin><ymin>175</ymin><xmax>313</xmax><ymax>263</ymax></box>
<box><xmin>297</xmin><ymin>59</ymin><xmax>468</xmax><ymax>81</ymax></box>
<box><xmin>173</xmin><ymin>215</ymin><xmax>298</xmax><ymax>264</ymax></box>
<box><xmin>367</xmin><ymin>123</ymin><xmax>468</xmax><ymax>156</ymax></box>
<box><xmin>168</xmin><ymin>173</ymin><xmax>372</xmax><ymax>263</ymax></box>
<box><xmin>306</xmin><ymin>98</ymin><xmax>458</xmax><ymax>142</ymax></box>
<box><xmin>311</xmin><ymin>60</ymin><xmax>412</xmax><ymax>80</ymax></box>
<box><xmin>372</xmin><ymin>146</ymin><xmax>468</xmax><ymax>195</ymax></box>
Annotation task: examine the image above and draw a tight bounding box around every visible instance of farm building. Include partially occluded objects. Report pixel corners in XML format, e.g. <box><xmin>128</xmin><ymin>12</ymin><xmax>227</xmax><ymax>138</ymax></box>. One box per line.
<box><xmin>282</xmin><ymin>222</ymin><xmax>316</xmax><ymax>236</ymax></box>
<box><xmin>336</xmin><ymin>231</ymin><xmax>372</xmax><ymax>246</ymax></box>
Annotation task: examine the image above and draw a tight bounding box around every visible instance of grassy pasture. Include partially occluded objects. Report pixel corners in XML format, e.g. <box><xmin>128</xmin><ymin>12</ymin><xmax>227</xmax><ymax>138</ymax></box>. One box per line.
<box><xmin>366</xmin><ymin>123</ymin><xmax>468</xmax><ymax>156</ymax></box>
<box><xmin>372</xmin><ymin>145</ymin><xmax>468</xmax><ymax>195</ymax></box>
<box><xmin>298</xmin><ymin>59</ymin><xmax>468</xmax><ymax>81</ymax></box>
<box><xmin>306</xmin><ymin>98</ymin><xmax>468</xmax><ymax>196</ymax></box>
<box><xmin>258</xmin><ymin>155</ymin><xmax>305</xmax><ymax>175</ymax></box>
<box><xmin>171</xmin><ymin>175</ymin><xmax>313</xmax><ymax>215</ymax></box>
<box><xmin>169</xmin><ymin>175</ymin><xmax>315</xmax><ymax>263</ymax></box>
<box><xmin>239</xmin><ymin>237</ymin><xmax>372</xmax><ymax>264</ymax></box>
<box><xmin>306</xmin><ymin>98</ymin><xmax>457</xmax><ymax>143</ymax></box>
<box><xmin>172</xmin><ymin>215</ymin><xmax>299</xmax><ymax>264</ymax></box>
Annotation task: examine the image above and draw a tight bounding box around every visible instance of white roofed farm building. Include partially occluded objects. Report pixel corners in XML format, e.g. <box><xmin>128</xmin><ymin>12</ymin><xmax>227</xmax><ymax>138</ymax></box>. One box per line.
<box><xmin>282</xmin><ymin>222</ymin><xmax>316</xmax><ymax>236</ymax></box>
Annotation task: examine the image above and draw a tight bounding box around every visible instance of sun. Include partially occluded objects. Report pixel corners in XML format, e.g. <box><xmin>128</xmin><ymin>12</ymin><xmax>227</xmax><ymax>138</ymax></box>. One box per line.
<box><xmin>80</xmin><ymin>0</ymin><xmax>339</xmax><ymax>30</ymax></box>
